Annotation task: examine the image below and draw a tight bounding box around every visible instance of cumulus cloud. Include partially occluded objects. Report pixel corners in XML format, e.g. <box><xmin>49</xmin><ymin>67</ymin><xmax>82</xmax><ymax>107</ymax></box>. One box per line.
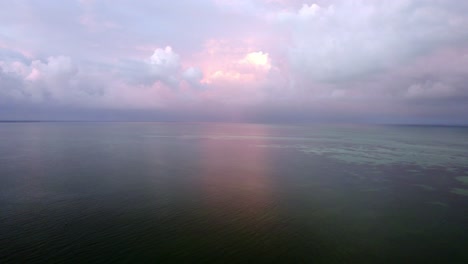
<box><xmin>239</xmin><ymin>51</ymin><xmax>271</xmax><ymax>70</ymax></box>
<box><xmin>0</xmin><ymin>55</ymin><xmax>111</xmax><ymax>107</ymax></box>
<box><xmin>120</xmin><ymin>46</ymin><xmax>207</xmax><ymax>90</ymax></box>
<box><xmin>195</xmin><ymin>38</ymin><xmax>274</xmax><ymax>87</ymax></box>
<box><xmin>147</xmin><ymin>46</ymin><xmax>181</xmax><ymax>85</ymax></box>
<box><xmin>28</xmin><ymin>56</ymin><xmax>77</xmax><ymax>81</ymax></box>
<box><xmin>279</xmin><ymin>1</ymin><xmax>468</xmax><ymax>82</ymax></box>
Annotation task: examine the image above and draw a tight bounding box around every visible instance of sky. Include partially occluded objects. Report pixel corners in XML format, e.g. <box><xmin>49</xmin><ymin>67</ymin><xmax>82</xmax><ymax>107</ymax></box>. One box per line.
<box><xmin>0</xmin><ymin>0</ymin><xmax>468</xmax><ymax>123</ymax></box>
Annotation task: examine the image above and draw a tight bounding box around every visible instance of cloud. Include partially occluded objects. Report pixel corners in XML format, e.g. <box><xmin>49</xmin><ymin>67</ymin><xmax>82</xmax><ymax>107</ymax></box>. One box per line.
<box><xmin>183</xmin><ymin>67</ymin><xmax>204</xmax><ymax>87</ymax></box>
<box><xmin>28</xmin><ymin>56</ymin><xmax>77</xmax><ymax>81</ymax></box>
<box><xmin>239</xmin><ymin>51</ymin><xmax>271</xmax><ymax>70</ymax></box>
<box><xmin>0</xmin><ymin>66</ymin><xmax>26</xmax><ymax>102</ymax></box>
<box><xmin>147</xmin><ymin>46</ymin><xmax>180</xmax><ymax>85</ymax></box>
<box><xmin>120</xmin><ymin>46</ymin><xmax>205</xmax><ymax>90</ymax></box>
<box><xmin>0</xmin><ymin>55</ymin><xmax>109</xmax><ymax>107</ymax></box>
<box><xmin>406</xmin><ymin>82</ymin><xmax>455</xmax><ymax>99</ymax></box>
<box><xmin>279</xmin><ymin>1</ymin><xmax>468</xmax><ymax>82</ymax></box>
<box><xmin>1</xmin><ymin>0</ymin><xmax>468</xmax><ymax>123</ymax></box>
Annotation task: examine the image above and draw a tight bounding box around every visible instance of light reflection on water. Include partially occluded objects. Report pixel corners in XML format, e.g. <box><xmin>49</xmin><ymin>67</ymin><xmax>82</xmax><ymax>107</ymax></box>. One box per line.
<box><xmin>199</xmin><ymin>124</ymin><xmax>275</xmax><ymax>228</ymax></box>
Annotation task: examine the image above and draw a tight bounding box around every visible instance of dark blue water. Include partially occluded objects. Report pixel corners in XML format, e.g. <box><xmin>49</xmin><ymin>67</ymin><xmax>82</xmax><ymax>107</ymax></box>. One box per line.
<box><xmin>1</xmin><ymin>122</ymin><xmax>467</xmax><ymax>263</ymax></box>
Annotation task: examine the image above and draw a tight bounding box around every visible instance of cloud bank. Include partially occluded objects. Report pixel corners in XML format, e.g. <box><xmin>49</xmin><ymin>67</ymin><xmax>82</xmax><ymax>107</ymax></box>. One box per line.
<box><xmin>0</xmin><ymin>0</ymin><xmax>467</xmax><ymax>123</ymax></box>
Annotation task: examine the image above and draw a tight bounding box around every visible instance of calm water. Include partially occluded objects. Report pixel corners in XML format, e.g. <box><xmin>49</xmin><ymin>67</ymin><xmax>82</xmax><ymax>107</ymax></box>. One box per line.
<box><xmin>1</xmin><ymin>122</ymin><xmax>468</xmax><ymax>263</ymax></box>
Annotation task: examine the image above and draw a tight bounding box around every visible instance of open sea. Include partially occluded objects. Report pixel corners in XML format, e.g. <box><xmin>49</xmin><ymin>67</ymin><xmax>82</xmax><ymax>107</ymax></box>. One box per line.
<box><xmin>0</xmin><ymin>122</ymin><xmax>467</xmax><ymax>263</ymax></box>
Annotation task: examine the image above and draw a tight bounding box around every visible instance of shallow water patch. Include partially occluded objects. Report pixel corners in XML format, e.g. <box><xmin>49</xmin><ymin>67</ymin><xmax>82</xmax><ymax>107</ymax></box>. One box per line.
<box><xmin>427</xmin><ymin>201</ymin><xmax>448</xmax><ymax>207</ymax></box>
<box><xmin>455</xmin><ymin>176</ymin><xmax>468</xmax><ymax>185</ymax></box>
<box><xmin>450</xmin><ymin>188</ymin><xmax>468</xmax><ymax>196</ymax></box>
<box><xmin>413</xmin><ymin>184</ymin><xmax>435</xmax><ymax>191</ymax></box>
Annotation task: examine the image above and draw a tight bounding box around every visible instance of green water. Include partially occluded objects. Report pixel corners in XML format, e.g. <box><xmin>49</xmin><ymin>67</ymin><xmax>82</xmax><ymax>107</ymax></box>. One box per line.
<box><xmin>0</xmin><ymin>123</ymin><xmax>467</xmax><ymax>263</ymax></box>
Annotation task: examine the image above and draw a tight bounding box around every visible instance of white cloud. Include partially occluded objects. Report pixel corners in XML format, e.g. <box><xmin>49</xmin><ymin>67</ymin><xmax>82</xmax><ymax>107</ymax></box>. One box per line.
<box><xmin>147</xmin><ymin>46</ymin><xmax>181</xmax><ymax>86</ymax></box>
<box><xmin>298</xmin><ymin>3</ymin><xmax>322</xmax><ymax>18</ymax></box>
<box><xmin>239</xmin><ymin>51</ymin><xmax>271</xmax><ymax>70</ymax></box>
<box><xmin>148</xmin><ymin>46</ymin><xmax>180</xmax><ymax>72</ymax></box>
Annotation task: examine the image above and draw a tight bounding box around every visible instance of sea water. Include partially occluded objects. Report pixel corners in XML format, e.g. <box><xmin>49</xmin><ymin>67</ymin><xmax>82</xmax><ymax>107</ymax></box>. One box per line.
<box><xmin>0</xmin><ymin>122</ymin><xmax>467</xmax><ymax>262</ymax></box>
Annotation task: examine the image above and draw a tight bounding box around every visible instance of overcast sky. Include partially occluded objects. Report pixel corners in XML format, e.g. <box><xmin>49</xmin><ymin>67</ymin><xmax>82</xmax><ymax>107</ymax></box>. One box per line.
<box><xmin>1</xmin><ymin>0</ymin><xmax>467</xmax><ymax>123</ymax></box>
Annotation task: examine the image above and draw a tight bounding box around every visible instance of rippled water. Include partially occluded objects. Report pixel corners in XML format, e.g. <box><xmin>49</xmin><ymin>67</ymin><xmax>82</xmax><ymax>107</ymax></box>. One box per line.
<box><xmin>1</xmin><ymin>122</ymin><xmax>467</xmax><ymax>263</ymax></box>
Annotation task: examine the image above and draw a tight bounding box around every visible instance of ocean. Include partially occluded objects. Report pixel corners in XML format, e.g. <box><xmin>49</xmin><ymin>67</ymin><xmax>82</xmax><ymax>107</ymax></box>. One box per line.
<box><xmin>1</xmin><ymin>122</ymin><xmax>467</xmax><ymax>263</ymax></box>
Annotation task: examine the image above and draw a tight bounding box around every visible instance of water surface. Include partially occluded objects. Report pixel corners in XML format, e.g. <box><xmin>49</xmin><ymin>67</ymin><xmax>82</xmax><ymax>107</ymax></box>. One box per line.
<box><xmin>1</xmin><ymin>122</ymin><xmax>467</xmax><ymax>263</ymax></box>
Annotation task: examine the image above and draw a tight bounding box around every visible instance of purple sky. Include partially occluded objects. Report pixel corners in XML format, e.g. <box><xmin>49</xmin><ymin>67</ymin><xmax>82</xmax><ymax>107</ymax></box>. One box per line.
<box><xmin>1</xmin><ymin>0</ymin><xmax>468</xmax><ymax>123</ymax></box>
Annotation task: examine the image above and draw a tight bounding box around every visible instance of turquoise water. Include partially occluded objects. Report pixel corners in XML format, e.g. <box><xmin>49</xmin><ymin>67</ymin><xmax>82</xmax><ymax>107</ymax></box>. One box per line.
<box><xmin>0</xmin><ymin>122</ymin><xmax>467</xmax><ymax>263</ymax></box>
